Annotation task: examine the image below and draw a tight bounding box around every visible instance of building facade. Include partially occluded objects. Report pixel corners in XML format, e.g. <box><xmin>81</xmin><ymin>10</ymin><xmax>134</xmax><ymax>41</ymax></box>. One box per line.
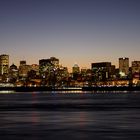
<box><xmin>132</xmin><ymin>61</ymin><xmax>140</xmax><ymax>74</ymax></box>
<box><xmin>18</xmin><ymin>60</ymin><xmax>31</xmax><ymax>78</ymax></box>
<box><xmin>9</xmin><ymin>64</ymin><xmax>18</xmax><ymax>83</ymax></box>
<box><xmin>119</xmin><ymin>58</ymin><xmax>129</xmax><ymax>77</ymax></box>
<box><xmin>72</xmin><ymin>64</ymin><xmax>80</xmax><ymax>74</ymax></box>
<box><xmin>131</xmin><ymin>61</ymin><xmax>140</xmax><ymax>83</ymax></box>
<box><xmin>91</xmin><ymin>62</ymin><xmax>112</xmax><ymax>82</ymax></box>
<box><xmin>0</xmin><ymin>54</ymin><xmax>9</xmax><ymax>75</ymax></box>
<box><xmin>39</xmin><ymin>57</ymin><xmax>60</xmax><ymax>86</ymax></box>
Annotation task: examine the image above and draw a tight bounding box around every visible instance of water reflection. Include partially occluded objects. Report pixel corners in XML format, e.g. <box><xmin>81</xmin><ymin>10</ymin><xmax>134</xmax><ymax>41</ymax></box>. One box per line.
<box><xmin>1</xmin><ymin>110</ymin><xmax>140</xmax><ymax>139</ymax></box>
<box><xmin>31</xmin><ymin>111</ymin><xmax>40</xmax><ymax>124</ymax></box>
<box><xmin>0</xmin><ymin>92</ymin><xmax>140</xmax><ymax>140</ymax></box>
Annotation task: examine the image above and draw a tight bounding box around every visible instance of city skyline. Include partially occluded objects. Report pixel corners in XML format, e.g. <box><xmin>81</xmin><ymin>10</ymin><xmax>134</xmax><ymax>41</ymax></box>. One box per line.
<box><xmin>1</xmin><ymin>0</ymin><xmax>140</xmax><ymax>69</ymax></box>
<box><xmin>0</xmin><ymin>53</ymin><xmax>140</xmax><ymax>87</ymax></box>
<box><xmin>0</xmin><ymin>54</ymin><xmax>138</xmax><ymax>70</ymax></box>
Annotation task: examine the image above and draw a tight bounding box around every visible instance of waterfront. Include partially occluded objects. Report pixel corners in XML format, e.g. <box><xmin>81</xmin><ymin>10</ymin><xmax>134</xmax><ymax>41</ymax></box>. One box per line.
<box><xmin>0</xmin><ymin>91</ymin><xmax>140</xmax><ymax>140</ymax></box>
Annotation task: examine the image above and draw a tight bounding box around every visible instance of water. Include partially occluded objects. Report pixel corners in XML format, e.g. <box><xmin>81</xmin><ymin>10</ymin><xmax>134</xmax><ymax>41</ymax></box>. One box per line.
<box><xmin>0</xmin><ymin>91</ymin><xmax>140</xmax><ymax>140</ymax></box>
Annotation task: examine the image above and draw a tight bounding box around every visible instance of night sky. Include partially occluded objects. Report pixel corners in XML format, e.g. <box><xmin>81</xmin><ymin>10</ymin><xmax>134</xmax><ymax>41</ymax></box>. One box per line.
<box><xmin>0</xmin><ymin>0</ymin><xmax>140</xmax><ymax>70</ymax></box>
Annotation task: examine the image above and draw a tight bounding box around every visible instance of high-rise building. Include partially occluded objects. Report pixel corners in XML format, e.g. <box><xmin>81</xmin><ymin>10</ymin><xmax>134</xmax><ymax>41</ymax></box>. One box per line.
<box><xmin>110</xmin><ymin>65</ymin><xmax>116</xmax><ymax>79</ymax></box>
<box><xmin>91</xmin><ymin>62</ymin><xmax>112</xmax><ymax>81</ymax></box>
<box><xmin>119</xmin><ymin>58</ymin><xmax>129</xmax><ymax>77</ymax></box>
<box><xmin>0</xmin><ymin>54</ymin><xmax>9</xmax><ymax>75</ymax></box>
<box><xmin>72</xmin><ymin>64</ymin><xmax>80</xmax><ymax>80</ymax></box>
<box><xmin>31</xmin><ymin>64</ymin><xmax>39</xmax><ymax>76</ymax></box>
<box><xmin>39</xmin><ymin>57</ymin><xmax>59</xmax><ymax>78</ymax></box>
<box><xmin>72</xmin><ymin>64</ymin><xmax>80</xmax><ymax>74</ymax></box>
<box><xmin>131</xmin><ymin>61</ymin><xmax>140</xmax><ymax>85</ymax></box>
<box><xmin>81</xmin><ymin>68</ymin><xmax>92</xmax><ymax>82</ymax></box>
<box><xmin>20</xmin><ymin>60</ymin><xmax>26</xmax><ymax>66</ymax></box>
<box><xmin>19</xmin><ymin>60</ymin><xmax>31</xmax><ymax>78</ymax></box>
<box><xmin>50</xmin><ymin>57</ymin><xmax>59</xmax><ymax>67</ymax></box>
<box><xmin>9</xmin><ymin>64</ymin><xmax>18</xmax><ymax>82</ymax></box>
<box><xmin>132</xmin><ymin>61</ymin><xmax>140</xmax><ymax>74</ymax></box>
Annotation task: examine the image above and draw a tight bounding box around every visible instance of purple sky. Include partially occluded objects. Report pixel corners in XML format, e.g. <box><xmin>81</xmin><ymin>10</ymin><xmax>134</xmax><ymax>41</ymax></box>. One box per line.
<box><xmin>0</xmin><ymin>0</ymin><xmax>140</xmax><ymax>70</ymax></box>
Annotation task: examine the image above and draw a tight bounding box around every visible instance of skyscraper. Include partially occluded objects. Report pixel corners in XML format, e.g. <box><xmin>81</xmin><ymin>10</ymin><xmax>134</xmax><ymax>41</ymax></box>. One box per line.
<box><xmin>9</xmin><ymin>64</ymin><xmax>18</xmax><ymax>83</ymax></box>
<box><xmin>39</xmin><ymin>57</ymin><xmax>59</xmax><ymax>78</ymax></box>
<box><xmin>132</xmin><ymin>61</ymin><xmax>140</xmax><ymax>74</ymax></box>
<box><xmin>119</xmin><ymin>58</ymin><xmax>129</xmax><ymax>77</ymax></box>
<box><xmin>20</xmin><ymin>60</ymin><xmax>26</xmax><ymax>66</ymax></box>
<box><xmin>72</xmin><ymin>64</ymin><xmax>80</xmax><ymax>81</ymax></box>
<box><xmin>131</xmin><ymin>61</ymin><xmax>140</xmax><ymax>81</ymax></box>
<box><xmin>50</xmin><ymin>57</ymin><xmax>59</xmax><ymax>67</ymax></box>
<box><xmin>0</xmin><ymin>54</ymin><xmax>9</xmax><ymax>75</ymax></box>
<box><xmin>19</xmin><ymin>60</ymin><xmax>31</xmax><ymax>78</ymax></box>
<box><xmin>72</xmin><ymin>64</ymin><xmax>80</xmax><ymax>74</ymax></box>
<box><xmin>91</xmin><ymin>62</ymin><xmax>112</xmax><ymax>82</ymax></box>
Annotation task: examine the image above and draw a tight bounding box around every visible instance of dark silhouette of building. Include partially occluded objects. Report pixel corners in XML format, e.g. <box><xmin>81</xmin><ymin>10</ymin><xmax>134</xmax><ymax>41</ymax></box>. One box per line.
<box><xmin>119</xmin><ymin>58</ymin><xmax>129</xmax><ymax>78</ymax></box>
<box><xmin>39</xmin><ymin>57</ymin><xmax>59</xmax><ymax>86</ymax></box>
<box><xmin>9</xmin><ymin>64</ymin><xmax>18</xmax><ymax>83</ymax></box>
<box><xmin>0</xmin><ymin>54</ymin><xmax>9</xmax><ymax>75</ymax></box>
<box><xmin>91</xmin><ymin>62</ymin><xmax>112</xmax><ymax>82</ymax></box>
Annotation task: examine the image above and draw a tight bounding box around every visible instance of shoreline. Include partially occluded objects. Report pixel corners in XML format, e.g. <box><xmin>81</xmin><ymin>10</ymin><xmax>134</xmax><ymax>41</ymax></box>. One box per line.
<box><xmin>0</xmin><ymin>86</ymin><xmax>140</xmax><ymax>92</ymax></box>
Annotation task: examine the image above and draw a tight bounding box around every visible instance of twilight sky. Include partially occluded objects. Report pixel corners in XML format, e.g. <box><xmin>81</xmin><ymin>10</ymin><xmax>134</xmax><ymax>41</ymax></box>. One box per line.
<box><xmin>0</xmin><ymin>0</ymin><xmax>140</xmax><ymax>70</ymax></box>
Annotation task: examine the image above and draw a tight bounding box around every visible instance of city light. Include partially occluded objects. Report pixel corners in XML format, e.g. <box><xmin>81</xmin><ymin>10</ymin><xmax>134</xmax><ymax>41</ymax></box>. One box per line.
<box><xmin>0</xmin><ymin>54</ymin><xmax>140</xmax><ymax>88</ymax></box>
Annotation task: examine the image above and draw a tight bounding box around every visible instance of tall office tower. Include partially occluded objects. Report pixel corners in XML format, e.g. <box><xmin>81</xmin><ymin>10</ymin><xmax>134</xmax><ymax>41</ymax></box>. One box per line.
<box><xmin>0</xmin><ymin>54</ymin><xmax>9</xmax><ymax>75</ymax></box>
<box><xmin>9</xmin><ymin>64</ymin><xmax>18</xmax><ymax>82</ymax></box>
<box><xmin>30</xmin><ymin>64</ymin><xmax>39</xmax><ymax>76</ymax></box>
<box><xmin>39</xmin><ymin>57</ymin><xmax>59</xmax><ymax>78</ymax></box>
<box><xmin>72</xmin><ymin>64</ymin><xmax>80</xmax><ymax>80</ymax></box>
<box><xmin>39</xmin><ymin>59</ymin><xmax>52</xmax><ymax>78</ymax></box>
<box><xmin>91</xmin><ymin>62</ymin><xmax>112</xmax><ymax>82</ymax></box>
<box><xmin>19</xmin><ymin>60</ymin><xmax>31</xmax><ymax>78</ymax></box>
<box><xmin>132</xmin><ymin>61</ymin><xmax>140</xmax><ymax>74</ymax></box>
<box><xmin>20</xmin><ymin>60</ymin><xmax>26</xmax><ymax>66</ymax></box>
<box><xmin>119</xmin><ymin>58</ymin><xmax>129</xmax><ymax>77</ymax></box>
<box><xmin>50</xmin><ymin>57</ymin><xmax>59</xmax><ymax>67</ymax></box>
<box><xmin>72</xmin><ymin>64</ymin><xmax>80</xmax><ymax>74</ymax></box>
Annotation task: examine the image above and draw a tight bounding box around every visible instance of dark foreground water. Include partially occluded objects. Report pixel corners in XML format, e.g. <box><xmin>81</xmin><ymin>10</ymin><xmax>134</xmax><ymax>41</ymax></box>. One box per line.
<box><xmin>0</xmin><ymin>91</ymin><xmax>140</xmax><ymax>140</ymax></box>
